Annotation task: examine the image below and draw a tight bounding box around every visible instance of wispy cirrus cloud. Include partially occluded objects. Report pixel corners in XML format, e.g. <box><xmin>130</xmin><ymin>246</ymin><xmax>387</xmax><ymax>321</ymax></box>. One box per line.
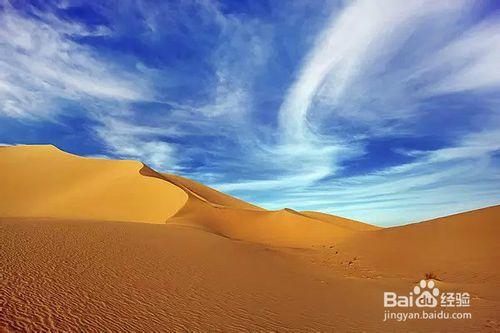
<box><xmin>0</xmin><ymin>4</ymin><xmax>151</xmax><ymax>119</ymax></box>
<box><xmin>209</xmin><ymin>0</ymin><xmax>500</xmax><ymax>223</ymax></box>
<box><xmin>278</xmin><ymin>0</ymin><xmax>466</xmax><ymax>138</ymax></box>
<box><xmin>93</xmin><ymin>113</ymin><xmax>185</xmax><ymax>171</ymax></box>
<box><xmin>422</xmin><ymin>17</ymin><xmax>500</xmax><ymax>95</ymax></box>
<box><xmin>256</xmin><ymin>128</ymin><xmax>500</xmax><ymax>225</ymax></box>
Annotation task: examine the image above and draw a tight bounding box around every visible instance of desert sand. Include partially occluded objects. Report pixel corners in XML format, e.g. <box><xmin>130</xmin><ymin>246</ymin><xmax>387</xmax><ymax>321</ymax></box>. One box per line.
<box><xmin>0</xmin><ymin>145</ymin><xmax>187</xmax><ymax>223</ymax></box>
<box><xmin>1</xmin><ymin>145</ymin><xmax>499</xmax><ymax>332</ymax></box>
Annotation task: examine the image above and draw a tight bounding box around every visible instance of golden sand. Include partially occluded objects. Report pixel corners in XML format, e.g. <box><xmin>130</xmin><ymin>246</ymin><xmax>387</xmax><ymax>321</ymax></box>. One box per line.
<box><xmin>1</xmin><ymin>145</ymin><xmax>499</xmax><ymax>332</ymax></box>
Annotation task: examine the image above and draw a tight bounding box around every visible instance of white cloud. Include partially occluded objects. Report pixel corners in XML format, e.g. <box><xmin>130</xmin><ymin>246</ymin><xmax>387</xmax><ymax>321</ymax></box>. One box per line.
<box><xmin>94</xmin><ymin>115</ymin><xmax>179</xmax><ymax>171</ymax></box>
<box><xmin>0</xmin><ymin>5</ymin><xmax>150</xmax><ymax>119</ymax></box>
<box><xmin>218</xmin><ymin>0</ymin><xmax>498</xmax><ymax>225</ymax></box>
<box><xmin>277</xmin><ymin>0</ymin><xmax>466</xmax><ymax>140</ymax></box>
<box><xmin>425</xmin><ymin>130</ymin><xmax>500</xmax><ymax>163</ymax></box>
<box><xmin>197</xmin><ymin>72</ymin><xmax>249</xmax><ymax>117</ymax></box>
<box><xmin>254</xmin><ymin>128</ymin><xmax>500</xmax><ymax>225</ymax></box>
<box><xmin>245</xmin><ymin>0</ymin><xmax>474</xmax><ymax>195</ymax></box>
<box><xmin>214</xmin><ymin>164</ymin><xmax>332</xmax><ymax>192</ymax></box>
<box><xmin>423</xmin><ymin>17</ymin><xmax>500</xmax><ymax>94</ymax></box>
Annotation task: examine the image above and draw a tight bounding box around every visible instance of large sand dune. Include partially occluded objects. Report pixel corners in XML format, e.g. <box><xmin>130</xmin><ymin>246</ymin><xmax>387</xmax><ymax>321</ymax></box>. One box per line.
<box><xmin>1</xmin><ymin>145</ymin><xmax>499</xmax><ymax>332</ymax></box>
<box><xmin>0</xmin><ymin>145</ymin><xmax>187</xmax><ymax>223</ymax></box>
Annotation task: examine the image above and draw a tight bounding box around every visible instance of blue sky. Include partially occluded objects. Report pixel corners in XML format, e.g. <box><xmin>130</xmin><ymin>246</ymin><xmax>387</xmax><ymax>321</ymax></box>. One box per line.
<box><xmin>1</xmin><ymin>0</ymin><xmax>499</xmax><ymax>226</ymax></box>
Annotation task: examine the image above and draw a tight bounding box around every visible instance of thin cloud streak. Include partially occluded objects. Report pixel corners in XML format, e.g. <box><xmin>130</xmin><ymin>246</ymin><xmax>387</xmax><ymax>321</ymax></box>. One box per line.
<box><xmin>0</xmin><ymin>5</ymin><xmax>150</xmax><ymax>119</ymax></box>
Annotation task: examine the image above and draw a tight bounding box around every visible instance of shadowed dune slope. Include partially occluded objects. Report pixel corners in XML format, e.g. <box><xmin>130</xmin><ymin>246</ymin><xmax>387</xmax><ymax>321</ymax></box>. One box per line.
<box><xmin>167</xmin><ymin>198</ymin><xmax>359</xmax><ymax>247</ymax></box>
<box><xmin>161</xmin><ymin>173</ymin><xmax>263</xmax><ymax>210</ymax></box>
<box><xmin>0</xmin><ymin>145</ymin><xmax>187</xmax><ymax>223</ymax></box>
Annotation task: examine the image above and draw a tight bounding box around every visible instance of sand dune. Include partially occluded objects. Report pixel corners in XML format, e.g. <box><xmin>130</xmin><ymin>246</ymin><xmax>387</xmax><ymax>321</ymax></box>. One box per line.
<box><xmin>0</xmin><ymin>145</ymin><xmax>368</xmax><ymax>247</ymax></box>
<box><xmin>0</xmin><ymin>218</ymin><xmax>389</xmax><ymax>332</ymax></box>
<box><xmin>1</xmin><ymin>145</ymin><xmax>499</xmax><ymax>332</ymax></box>
<box><xmin>0</xmin><ymin>145</ymin><xmax>187</xmax><ymax>223</ymax></box>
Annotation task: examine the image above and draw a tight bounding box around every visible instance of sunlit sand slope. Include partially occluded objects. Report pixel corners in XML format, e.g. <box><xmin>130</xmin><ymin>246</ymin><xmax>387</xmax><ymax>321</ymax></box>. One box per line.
<box><xmin>1</xmin><ymin>215</ymin><xmax>499</xmax><ymax>332</ymax></box>
<box><xmin>0</xmin><ymin>145</ymin><xmax>187</xmax><ymax>223</ymax></box>
<box><xmin>332</xmin><ymin>205</ymin><xmax>500</xmax><ymax>282</ymax></box>
<box><xmin>0</xmin><ymin>219</ymin><xmax>387</xmax><ymax>332</ymax></box>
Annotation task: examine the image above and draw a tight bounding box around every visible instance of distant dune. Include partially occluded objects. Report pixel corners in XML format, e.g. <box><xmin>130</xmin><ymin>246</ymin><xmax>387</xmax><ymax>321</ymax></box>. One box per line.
<box><xmin>1</xmin><ymin>145</ymin><xmax>499</xmax><ymax>332</ymax></box>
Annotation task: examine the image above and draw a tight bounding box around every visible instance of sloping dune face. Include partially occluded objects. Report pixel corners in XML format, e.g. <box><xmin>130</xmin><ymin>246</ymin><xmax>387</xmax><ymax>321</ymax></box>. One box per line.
<box><xmin>335</xmin><ymin>205</ymin><xmax>500</xmax><ymax>282</ymax></box>
<box><xmin>162</xmin><ymin>173</ymin><xmax>264</xmax><ymax>210</ymax></box>
<box><xmin>0</xmin><ymin>145</ymin><xmax>187</xmax><ymax>223</ymax></box>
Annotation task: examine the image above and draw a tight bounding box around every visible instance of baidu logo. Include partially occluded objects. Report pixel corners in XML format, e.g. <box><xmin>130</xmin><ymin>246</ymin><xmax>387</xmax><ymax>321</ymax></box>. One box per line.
<box><xmin>413</xmin><ymin>279</ymin><xmax>440</xmax><ymax>307</ymax></box>
<box><xmin>384</xmin><ymin>279</ymin><xmax>470</xmax><ymax>308</ymax></box>
<box><xmin>384</xmin><ymin>279</ymin><xmax>440</xmax><ymax>308</ymax></box>
<box><xmin>382</xmin><ymin>279</ymin><xmax>472</xmax><ymax>321</ymax></box>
